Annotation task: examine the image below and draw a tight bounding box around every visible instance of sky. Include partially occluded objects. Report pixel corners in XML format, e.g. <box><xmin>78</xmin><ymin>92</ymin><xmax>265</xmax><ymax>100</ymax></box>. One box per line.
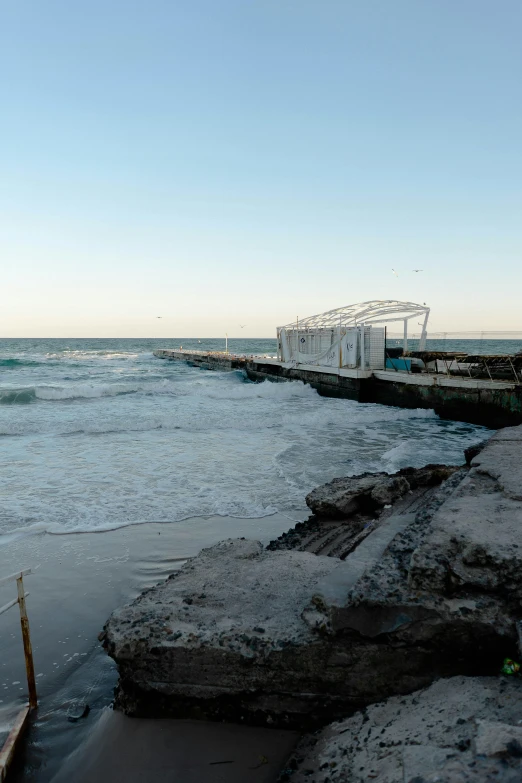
<box><xmin>1</xmin><ymin>0</ymin><xmax>521</xmax><ymax>337</ymax></box>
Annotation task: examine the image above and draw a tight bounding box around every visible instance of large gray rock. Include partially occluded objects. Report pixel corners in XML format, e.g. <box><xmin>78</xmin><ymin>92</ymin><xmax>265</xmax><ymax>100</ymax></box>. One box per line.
<box><xmin>102</xmin><ymin>428</ymin><xmax>522</xmax><ymax>729</ymax></box>
<box><xmin>305</xmin><ymin>465</ymin><xmax>459</xmax><ymax>521</ymax></box>
<box><xmin>282</xmin><ymin>675</ymin><xmax>522</xmax><ymax>783</ymax></box>
<box><xmin>103</xmin><ymin>539</ymin><xmax>346</xmax><ymax>726</ymax></box>
<box><xmin>305</xmin><ymin>473</ymin><xmax>410</xmax><ymax>520</ymax></box>
<box><xmin>409</xmin><ymin>425</ymin><xmax>522</xmax><ymax>599</ymax></box>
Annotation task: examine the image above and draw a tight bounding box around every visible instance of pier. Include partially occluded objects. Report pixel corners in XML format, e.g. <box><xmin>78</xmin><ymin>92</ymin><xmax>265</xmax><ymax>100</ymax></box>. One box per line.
<box><xmin>153</xmin><ymin>348</ymin><xmax>522</xmax><ymax>429</ymax></box>
<box><xmin>154</xmin><ymin>300</ymin><xmax>522</xmax><ymax>428</ymax></box>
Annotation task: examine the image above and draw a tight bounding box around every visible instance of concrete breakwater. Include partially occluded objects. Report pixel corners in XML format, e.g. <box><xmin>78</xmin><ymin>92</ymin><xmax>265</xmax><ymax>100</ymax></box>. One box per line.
<box><xmin>101</xmin><ymin>425</ymin><xmax>522</xmax><ymax>780</ymax></box>
<box><xmin>153</xmin><ymin>349</ymin><xmax>522</xmax><ymax>428</ymax></box>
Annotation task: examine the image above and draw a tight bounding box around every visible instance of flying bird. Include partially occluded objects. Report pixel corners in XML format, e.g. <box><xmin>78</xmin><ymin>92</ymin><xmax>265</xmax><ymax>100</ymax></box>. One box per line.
<box><xmin>156</xmin><ymin>316</ymin><xmax>162</xmax><ymax>319</ymax></box>
<box><xmin>391</xmin><ymin>268</ymin><xmax>399</xmax><ymax>277</ymax></box>
<box><xmin>239</xmin><ymin>324</ymin><xmax>246</xmax><ymax>328</ymax></box>
<box><xmin>412</xmin><ymin>269</ymin><xmax>423</xmax><ymax>272</ymax></box>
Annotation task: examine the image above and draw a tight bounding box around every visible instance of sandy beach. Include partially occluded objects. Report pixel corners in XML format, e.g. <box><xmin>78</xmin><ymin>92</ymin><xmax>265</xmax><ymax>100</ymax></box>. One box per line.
<box><xmin>0</xmin><ymin>513</ymin><xmax>297</xmax><ymax>782</ymax></box>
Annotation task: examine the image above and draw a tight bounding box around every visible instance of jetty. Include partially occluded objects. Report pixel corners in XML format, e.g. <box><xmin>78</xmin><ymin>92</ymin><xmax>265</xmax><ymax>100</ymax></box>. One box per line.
<box><xmin>154</xmin><ymin>300</ymin><xmax>522</xmax><ymax>428</ymax></box>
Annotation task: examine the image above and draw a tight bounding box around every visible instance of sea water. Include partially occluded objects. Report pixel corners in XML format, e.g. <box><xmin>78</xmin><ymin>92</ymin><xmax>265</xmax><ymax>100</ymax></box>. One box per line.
<box><xmin>0</xmin><ymin>338</ymin><xmax>492</xmax><ymax>542</ymax></box>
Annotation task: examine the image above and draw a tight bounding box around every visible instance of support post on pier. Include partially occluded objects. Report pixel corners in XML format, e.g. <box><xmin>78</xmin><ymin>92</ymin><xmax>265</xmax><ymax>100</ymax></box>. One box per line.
<box><xmin>403</xmin><ymin>319</ymin><xmax>408</xmax><ymax>353</ymax></box>
<box><xmin>359</xmin><ymin>324</ymin><xmax>365</xmax><ymax>369</ymax></box>
<box><xmin>419</xmin><ymin>310</ymin><xmax>430</xmax><ymax>351</ymax></box>
<box><xmin>338</xmin><ymin>314</ymin><xmax>342</xmax><ymax>368</ymax></box>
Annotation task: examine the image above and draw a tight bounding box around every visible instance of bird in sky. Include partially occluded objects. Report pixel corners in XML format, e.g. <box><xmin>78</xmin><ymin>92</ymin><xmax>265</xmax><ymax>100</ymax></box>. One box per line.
<box><xmin>412</xmin><ymin>269</ymin><xmax>423</xmax><ymax>272</ymax></box>
<box><xmin>239</xmin><ymin>324</ymin><xmax>246</xmax><ymax>328</ymax></box>
<box><xmin>156</xmin><ymin>316</ymin><xmax>162</xmax><ymax>319</ymax></box>
<box><xmin>391</xmin><ymin>268</ymin><xmax>399</xmax><ymax>277</ymax></box>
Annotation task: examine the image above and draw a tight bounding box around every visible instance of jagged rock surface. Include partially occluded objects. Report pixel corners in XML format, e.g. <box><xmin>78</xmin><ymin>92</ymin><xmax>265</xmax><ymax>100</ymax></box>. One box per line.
<box><xmin>269</xmin><ymin>465</ymin><xmax>460</xmax><ymax>558</ymax></box>
<box><xmin>281</xmin><ymin>675</ymin><xmax>522</xmax><ymax>783</ymax></box>
<box><xmin>410</xmin><ymin>431</ymin><xmax>522</xmax><ymax>601</ymax></box>
<box><xmin>102</xmin><ymin>427</ymin><xmax>522</xmax><ymax>730</ymax></box>
<box><xmin>304</xmin><ymin>465</ymin><xmax>457</xmax><ymax>521</ymax></box>
<box><xmin>103</xmin><ymin>539</ymin><xmax>345</xmax><ymax>726</ymax></box>
<box><xmin>305</xmin><ymin>473</ymin><xmax>409</xmax><ymax>520</ymax></box>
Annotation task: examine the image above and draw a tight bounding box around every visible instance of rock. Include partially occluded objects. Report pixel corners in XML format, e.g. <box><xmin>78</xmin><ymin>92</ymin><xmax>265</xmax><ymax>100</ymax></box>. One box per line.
<box><xmin>409</xmin><ymin>425</ymin><xmax>522</xmax><ymax>600</ymax></box>
<box><xmin>67</xmin><ymin>704</ymin><xmax>91</xmax><ymax>723</ymax></box>
<box><xmin>106</xmin><ymin>525</ymin><xmax>493</xmax><ymax>728</ymax></box>
<box><xmin>283</xmin><ymin>676</ymin><xmax>522</xmax><ymax>782</ymax></box>
<box><xmin>268</xmin><ymin>465</ymin><xmax>460</xmax><ymax>559</ymax></box>
<box><xmin>104</xmin><ymin>430</ymin><xmax>522</xmax><ymax>730</ymax></box>
<box><xmin>475</xmin><ymin>720</ymin><xmax>522</xmax><ymax>757</ymax></box>
<box><xmin>305</xmin><ymin>465</ymin><xmax>459</xmax><ymax>521</ymax></box>
<box><xmin>104</xmin><ymin>539</ymin><xmax>345</xmax><ymax>726</ymax></box>
<box><xmin>305</xmin><ymin>473</ymin><xmax>410</xmax><ymax>520</ymax></box>
<box><xmin>464</xmin><ymin>440</ymin><xmax>489</xmax><ymax>465</ymax></box>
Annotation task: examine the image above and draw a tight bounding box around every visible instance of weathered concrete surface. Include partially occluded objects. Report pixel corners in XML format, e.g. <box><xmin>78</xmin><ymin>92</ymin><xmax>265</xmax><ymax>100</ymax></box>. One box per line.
<box><xmin>305</xmin><ymin>473</ymin><xmax>411</xmax><ymax>520</ymax></box>
<box><xmin>409</xmin><ymin>425</ymin><xmax>522</xmax><ymax>602</ymax></box>
<box><xmin>268</xmin><ymin>465</ymin><xmax>460</xmax><ymax>559</ymax></box>
<box><xmin>103</xmin><ymin>425</ymin><xmax>522</xmax><ymax>732</ymax></box>
<box><xmin>365</xmin><ymin>377</ymin><xmax>522</xmax><ymax>429</ymax></box>
<box><xmin>103</xmin><ymin>540</ymin><xmax>347</xmax><ymax>726</ymax></box>
<box><xmin>306</xmin><ymin>465</ymin><xmax>459</xmax><ymax>522</ymax></box>
<box><xmin>282</xmin><ymin>676</ymin><xmax>522</xmax><ymax>783</ymax></box>
<box><xmin>104</xmin><ymin>523</ymin><xmax>509</xmax><ymax>728</ymax></box>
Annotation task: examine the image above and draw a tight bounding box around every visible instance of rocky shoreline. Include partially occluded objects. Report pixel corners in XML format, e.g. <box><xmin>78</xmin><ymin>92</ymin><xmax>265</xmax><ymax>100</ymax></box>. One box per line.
<box><xmin>100</xmin><ymin>425</ymin><xmax>522</xmax><ymax>780</ymax></box>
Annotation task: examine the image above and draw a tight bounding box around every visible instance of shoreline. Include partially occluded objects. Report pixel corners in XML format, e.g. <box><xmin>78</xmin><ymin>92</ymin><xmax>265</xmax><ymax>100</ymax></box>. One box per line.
<box><xmin>0</xmin><ymin>513</ymin><xmax>296</xmax><ymax>782</ymax></box>
<box><xmin>98</xmin><ymin>424</ymin><xmax>522</xmax><ymax>780</ymax></box>
<box><xmin>0</xmin><ymin>509</ymin><xmax>302</xmax><ymax>547</ymax></box>
<box><xmin>4</xmin><ymin>427</ymin><xmax>520</xmax><ymax>780</ymax></box>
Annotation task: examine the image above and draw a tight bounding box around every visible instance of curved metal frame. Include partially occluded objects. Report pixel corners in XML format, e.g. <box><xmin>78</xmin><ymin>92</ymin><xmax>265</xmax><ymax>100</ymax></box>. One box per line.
<box><xmin>279</xmin><ymin>300</ymin><xmax>430</xmax><ymax>353</ymax></box>
<box><xmin>280</xmin><ymin>300</ymin><xmax>429</xmax><ymax>330</ymax></box>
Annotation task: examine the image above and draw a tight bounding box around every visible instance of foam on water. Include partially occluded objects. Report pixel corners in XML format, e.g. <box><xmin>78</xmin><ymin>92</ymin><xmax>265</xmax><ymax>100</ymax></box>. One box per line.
<box><xmin>0</xmin><ymin>338</ymin><xmax>490</xmax><ymax>541</ymax></box>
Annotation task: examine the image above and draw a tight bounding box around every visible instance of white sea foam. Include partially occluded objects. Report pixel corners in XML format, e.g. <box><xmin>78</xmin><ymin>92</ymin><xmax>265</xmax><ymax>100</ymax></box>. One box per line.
<box><xmin>35</xmin><ymin>383</ymin><xmax>133</xmax><ymax>400</ymax></box>
<box><xmin>0</xmin><ymin>342</ymin><xmax>490</xmax><ymax>541</ymax></box>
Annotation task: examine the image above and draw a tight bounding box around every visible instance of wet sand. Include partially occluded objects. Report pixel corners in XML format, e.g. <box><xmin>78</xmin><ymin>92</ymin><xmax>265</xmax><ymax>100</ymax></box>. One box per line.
<box><xmin>51</xmin><ymin>710</ymin><xmax>298</xmax><ymax>783</ymax></box>
<box><xmin>0</xmin><ymin>513</ymin><xmax>299</xmax><ymax>782</ymax></box>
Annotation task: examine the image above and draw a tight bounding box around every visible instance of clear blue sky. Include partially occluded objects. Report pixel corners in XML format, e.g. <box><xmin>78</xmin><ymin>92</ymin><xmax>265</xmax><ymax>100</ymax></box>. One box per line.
<box><xmin>1</xmin><ymin>0</ymin><xmax>521</xmax><ymax>337</ymax></box>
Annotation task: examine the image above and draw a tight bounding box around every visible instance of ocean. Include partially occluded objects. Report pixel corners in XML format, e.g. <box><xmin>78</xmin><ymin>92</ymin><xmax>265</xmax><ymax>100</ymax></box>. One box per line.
<box><xmin>0</xmin><ymin>338</ymin><xmax>493</xmax><ymax>543</ymax></box>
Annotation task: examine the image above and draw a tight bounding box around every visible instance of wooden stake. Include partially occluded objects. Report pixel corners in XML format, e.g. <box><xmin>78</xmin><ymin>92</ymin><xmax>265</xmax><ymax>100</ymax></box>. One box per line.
<box><xmin>16</xmin><ymin>577</ymin><xmax>37</xmax><ymax>709</ymax></box>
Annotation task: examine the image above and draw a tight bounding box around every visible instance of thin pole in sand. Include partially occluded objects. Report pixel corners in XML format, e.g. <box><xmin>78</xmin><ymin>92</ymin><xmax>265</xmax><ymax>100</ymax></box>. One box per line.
<box><xmin>0</xmin><ymin>569</ymin><xmax>37</xmax><ymax>781</ymax></box>
<box><xmin>17</xmin><ymin>575</ymin><xmax>37</xmax><ymax>709</ymax></box>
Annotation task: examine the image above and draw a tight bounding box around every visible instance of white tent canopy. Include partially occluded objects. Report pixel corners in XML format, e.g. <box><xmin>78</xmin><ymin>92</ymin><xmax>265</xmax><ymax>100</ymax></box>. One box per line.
<box><xmin>277</xmin><ymin>300</ymin><xmax>430</xmax><ymax>367</ymax></box>
<box><xmin>281</xmin><ymin>300</ymin><xmax>430</xmax><ymax>334</ymax></box>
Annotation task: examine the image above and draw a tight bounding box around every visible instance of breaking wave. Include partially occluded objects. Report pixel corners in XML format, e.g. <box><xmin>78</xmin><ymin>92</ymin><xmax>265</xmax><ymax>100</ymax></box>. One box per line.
<box><xmin>0</xmin><ymin>338</ymin><xmax>490</xmax><ymax>539</ymax></box>
<box><xmin>0</xmin><ymin>380</ymin><xmax>180</xmax><ymax>404</ymax></box>
<box><xmin>0</xmin><ymin>388</ymin><xmax>37</xmax><ymax>405</ymax></box>
<box><xmin>0</xmin><ymin>376</ymin><xmax>316</xmax><ymax>406</ymax></box>
<box><xmin>0</xmin><ymin>358</ymin><xmax>46</xmax><ymax>368</ymax></box>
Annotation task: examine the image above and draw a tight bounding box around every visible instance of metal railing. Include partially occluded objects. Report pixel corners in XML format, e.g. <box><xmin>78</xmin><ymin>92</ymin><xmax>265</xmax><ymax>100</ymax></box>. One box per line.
<box><xmin>0</xmin><ymin>569</ymin><xmax>36</xmax><ymax>781</ymax></box>
<box><xmin>386</xmin><ymin>331</ymin><xmax>522</xmax><ymax>354</ymax></box>
<box><xmin>385</xmin><ymin>331</ymin><xmax>522</xmax><ymax>383</ymax></box>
